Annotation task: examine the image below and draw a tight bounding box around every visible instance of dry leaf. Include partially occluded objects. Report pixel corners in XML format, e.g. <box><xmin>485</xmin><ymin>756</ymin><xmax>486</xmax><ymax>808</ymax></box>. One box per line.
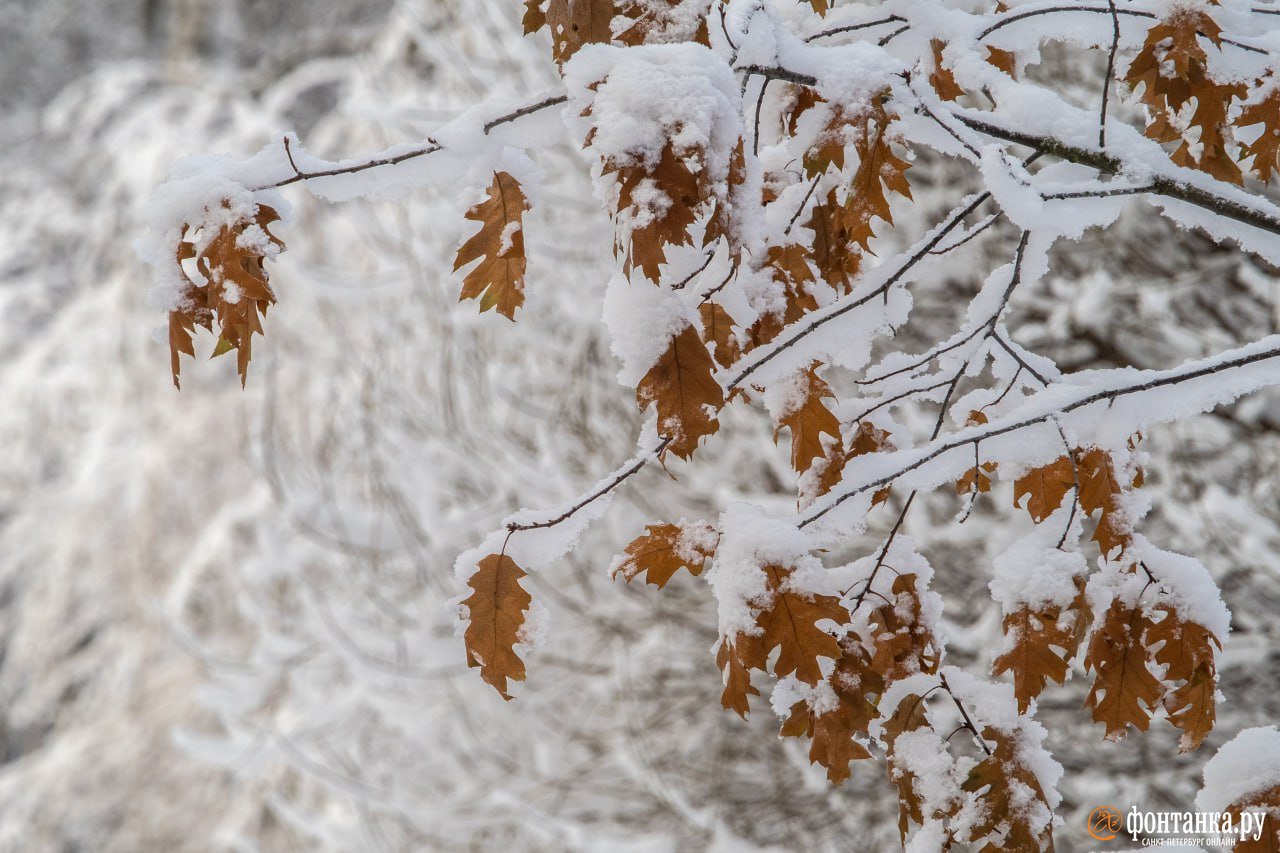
<box><xmin>613</xmin><ymin>521</ymin><xmax>718</xmax><ymax>588</ymax></box>
<box><xmin>453</xmin><ymin>171</ymin><xmax>530</xmax><ymax>321</ymax></box>
<box><xmin>461</xmin><ymin>554</ymin><xmax>533</xmax><ymax>700</ymax></box>
<box><xmin>699</xmin><ymin>301</ymin><xmax>742</xmax><ymax>369</ymax></box>
<box><xmin>781</xmin><ymin>640</ymin><xmax>882</xmax><ymax>783</ymax></box>
<box><xmin>171</xmin><ymin>202</ymin><xmax>284</xmax><ymax>389</ymax></box>
<box><xmin>774</xmin><ymin>363</ymin><xmax>842</xmax><ymax>475</ymax></box>
<box><xmin>960</xmin><ymin>726</ymin><xmax>1057</xmax><ymax>851</ymax></box>
<box><xmin>838</xmin><ymin>101</ymin><xmax>912</xmax><ymax>253</ymax></box>
<box><xmin>1014</xmin><ymin>455</ymin><xmax>1076</xmax><ymax>523</ymax></box>
<box><xmin>881</xmin><ymin>691</ymin><xmax>938</xmax><ymax>841</ymax></box>
<box><xmin>717</xmin><ymin>640</ymin><xmax>759</xmax><ymax>718</ymax></box>
<box><xmin>1238</xmin><ymin>81</ymin><xmax>1280</xmax><ymax>183</ymax></box>
<box><xmin>1084</xmin><ymin>598</ymin><xmax>1163</xmax><ymax>740</ymax></box>
<box><xmin>866</xmin><ymin>574</ymin><xmax>942</xmax><ymax>681</ymax></box>
<box><xmin>849</xmin><ymin>420</ymin><xmax>895</xmax><ymax>506</ymax></box>
<box><xmin>930</xmin><ymin>40</ymin><xmax>965</xmax><ymax>101</ymax></box>
<box><xmin>740</xmin><ymin>564</ymin><xmax>849</xmax><ymax>686</ymax></box>
<box><xmin>1124</xmin><ymin>8</ymin><xmax>1245</xmax><ymax>184</ymax></box>
<box><xmin>1148</xmin><ymin>605</ymin><xmax>1220</xmax><ymax>751</ymax></box>
<box><xmin>545</xmin><ymin>0</ymin><xmax>615</xmax><ymax>64</ymax></box>
<box><xmin>747</xmin><ymin>244</ymin><xmax>820</xmax><ymax>347</ymax></box>
<box><xmin>637</xmin><ymin>324</ymin><xmax>725</xmax><ymax>460</ymax></box>
<box><xmin>608</xmin><ymin>143</ymin><xmax>702</xmax><ymax>282</ymax></box>
<box><xmin>1227</xmin><ymin>786</ymin><xmax>1280</xmax><ymax>853</ymax></box>
<box><xmin>1076</xmin><ymin>447</ymin><xmax>1133</xmax><ymax>560</ymax></box>
<box><xmin>993</xmin><ymin>578</ymin><xmax>1088</xmax><ymax>713</ymax></box>
<box><xmin>614</xmin><ymin>0</ymin><xmax>711</xmax><ymax>46</ymax></box>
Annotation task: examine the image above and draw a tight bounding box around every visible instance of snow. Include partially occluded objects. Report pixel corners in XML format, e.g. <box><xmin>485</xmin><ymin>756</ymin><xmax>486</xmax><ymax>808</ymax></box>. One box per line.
<box><xmin>1128</xmin><ymin>535</ymin><xmax>1232</xmax><ymax>639</ymax></box>
<box><xmin>989</xmin><ymin>516</ymin><xmax>1088</xmax><ymax>612</ymax></box>
<box><xmin>706</xmin><ymin>502</ymin><xmax>829</xmax><ymax>639</ymax></box>
<box><xmin>602</xmin><ymin>273</ymin><xmax>691</xmax><ymax>387</ymax></box>
<box><xmin>1196</xmin><ymin>726</ymin><xmax>1280</xmax><ymax>814</ymax></box>
<box><xmin>111</xmin><ymin>0</ymin><xmax>1280</xmax><ymax>845</ymax></box>
<box><xmin>564</xmin><ymin>42</ymin><xmax>742</xmax><ymax>178</ymax></box>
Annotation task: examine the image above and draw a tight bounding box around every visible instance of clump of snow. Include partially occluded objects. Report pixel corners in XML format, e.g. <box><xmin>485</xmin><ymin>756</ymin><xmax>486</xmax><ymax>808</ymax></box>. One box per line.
<box><xmin>138</xmin><ymin>164</ymin><xmax>289</xmax><ymax>314</ymax></box>
<box><xmin>602</xmin><ymin>273</ymin><xmax>693</xmax><ymax>387</ymax></box>
<box><xmin>989</xmin><ymin>514</ymin><xmax>1087</xmax><ymax>613</ymax></box>
<box><xmin>564</xmin><ymin>42</ymin><xmax>743</xmax><ymax>181</ymax></box>
<box><xmin>1196</xmin><ymin>726</ymin><xmax>1280</xmax><ymax>814</ymax></box>
<box><xmin>1128</xmin><ymin>534</ymin><xmax>1231</xmax><ymax>640</ymax></box>
<box><xmin>706</xmin><ymin>502</ymin><xmax>824</xmax><ymax>639</ymax></box>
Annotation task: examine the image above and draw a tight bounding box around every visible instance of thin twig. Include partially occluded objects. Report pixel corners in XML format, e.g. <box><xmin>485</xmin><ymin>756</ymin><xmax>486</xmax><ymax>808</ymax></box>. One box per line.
<box><xmin>260</xmin><ymin>94</ymin><xmax>568</xmax><ymax>191</ymax></box>
<box><xmin>802</xmin><ymin>338</ymin><xmax>1280</xmax><ymax>527</ymax></box>
<box><xmin>506</xmin><ymin>437</ymin><xmax>671</xmax><ymax>533</ymax></box>
<box><xmin>939</xmin><ymin>671</ymin><xmax>994</xmax><ymax>756</ymax></box>
<box><xmin>1099</xmin><ymin>0</ymin><xmax>1121</xmax><ymax>148</ymax></box>
<box><xmin>804</xmin><ymin>15</ymin><xmax>906</xmax><ymax>42</ymax></box>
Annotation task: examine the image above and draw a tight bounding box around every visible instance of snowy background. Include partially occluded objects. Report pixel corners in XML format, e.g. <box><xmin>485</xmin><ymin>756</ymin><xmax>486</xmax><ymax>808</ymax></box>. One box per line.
<box><xmin>2</xmin><ymin>1</ymin><xmax>1279</xmax><ymax>850</ymax></box>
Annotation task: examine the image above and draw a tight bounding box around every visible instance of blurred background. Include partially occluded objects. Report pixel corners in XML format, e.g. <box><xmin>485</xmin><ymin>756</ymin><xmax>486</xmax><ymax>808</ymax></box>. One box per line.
<box><xmin>1</xmin><ymin>1</ymin><xmax>1279</xmax><ymax>850</ymax></box>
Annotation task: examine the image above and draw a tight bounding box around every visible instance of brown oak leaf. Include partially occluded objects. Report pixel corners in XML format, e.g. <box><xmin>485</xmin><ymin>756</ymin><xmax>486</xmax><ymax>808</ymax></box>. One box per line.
<box><xmin>1076</xmin><ymin>447</ymin><xmax>1134</xmax><ymax>560</ymax></box>
<box><xmin>780</xmin><ymin>640</ymin><xmax>882</xmax><ymax>783</ymax></box>
<box><xmin>607</xmin><ymin>142</ymin><xmax>702</xmax><ymax>282</ymax></box>
<box><xmin>171</xmin><ymin>202</ymin><xmax>284</xmax><ymax>389</ymax></box>
<box><xmin>613</xmin><ymin>521</ymin><xmax>718</xmax><ymax>588</ymax></box>
<box><xmin>699</xmin><ymin>301</ymin><xmax>742</xmax><ymax>369</ymax></box>
<box><xmin>1014</xmin><ymin>455</ymin><xmax>1077</xmax><ymax>523</ymax></box>
<box><xmin>1084</xmin><ymin>598</ymin><xmax>1163</xmax><ymax>740</ymax></box>
<box><xmin>1238</xmin><ymin>81</ymin><xmax>1280</xmax><ymax>183</ymax></box>
<box><xmin>461</xmin><ymin>554</ymin><xmax>533</xmax><ymax>701</ymax></box>
<box><xmin>736</xmin><ymin>564</ymin><xmax>849</xmax><ymax>687</ymax></box>
<box><xmin>1148</xmin><ymin>605</ymin><xmax>1221</xmax><ymax>751</ymax></box>
<box><xmin>637</xmin><ymin>323</ymin><xmax>725</xmax><ymax>460</ymax></box>
<box><xmin>930</xmin><ymin>40</ymin><xmax>965</xmax><ymax>101</ymax></box>
<box><xmin>544</xmin><ymin>0</ymin><xmax>615</xmax><ymax>65</ymax></box>
<box><xmin>993</xmin><ymin>578</ymin><xmax>1088</xmax><ymax>713</ymax></box>
<box><xmin>1228</xmin><ymin>786</ymin><xmax>1280</xmax><ymax>853</ymax></box>
<box><xmin>453</xmin><ymin>171</ymin><xmax>530</xmax><ymax>321</ymax></box>
<box><xmin>1124</xmin><ymin>8</ymin><xmax>1245</xmax><ymax>184</ymax></box>
<box><xmin>960</xmin><ymin>726</ymin><xmax>1057</xmax><ymax>851</ymax></box>
<box><xmin>774</xmin><ymin>363</ymin><xmax>842</xmax><ymax>475</ymax></box>
<box><xmin>867</xmin><ymin>573</ymin><xmax>942</xmax><ymax>682</ymax></box>
<box><xmin>717</xmin><ymin>640</ymin><xmax>760</xmax><ymax>718</ymax></box>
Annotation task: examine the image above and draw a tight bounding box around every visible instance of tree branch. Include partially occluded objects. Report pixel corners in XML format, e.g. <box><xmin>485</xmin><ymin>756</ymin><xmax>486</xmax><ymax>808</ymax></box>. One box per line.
<box><xmin>261</xmin><ymin>94</ymin><xmax>568</xmax><ymax>191</ymax></box>
<box><xmin>801</xmin><ymin>336</ymin><xmax>1280</xmax><ymax>527</ymax></box>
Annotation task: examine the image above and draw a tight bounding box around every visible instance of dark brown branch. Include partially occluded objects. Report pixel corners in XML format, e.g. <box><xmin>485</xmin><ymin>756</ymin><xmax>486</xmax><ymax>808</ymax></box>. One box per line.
<box><xmin>804</xmin><ymin>16</ymin><xmax>906</xmax><ymax>43</ymax></box>
<box><xmin>261</xmin><ymin>95</ymin><xmax>568</xmax><ymax>191</ymax></box>
<box><xmin>978</xmin><ymin>3</ymin><xmax>1269</xmax><ymax>54</ymax></box>
<box><xmin>730</xmin><ymin>191</ymin><xmax>994</xmax><ymax>389</ymax></box>
<box><xmin>993</xmin><ymin>331</ymin><xmax>1051</xmax><ymax>386</ymax></box>
<box><xmin>1099</xmin><ymin>0</ymin><xmax>1121</xmax><ymax>148</ymax></box>
<box><xmin>506</xmin><ymin>437</ymin><xmax>671</xmax><ymax>533</ymax></box>
<box><xmin>802</xmin><ymin>339</ymin><xmax>1280</xmax><ymax>527</ymax></box>
<box><xmin>671</xmin><ymin>250</ymin><xmax>716</xmax><ymax>290</ymax></box>
<box><xmin>928</xmin><ymin>211</ymin><xmax>1001</xmax><ymax>255</ymax></box>
<box><xmin>953</xmin><ymin>113</ymin><xmax>1280</xmax><ymax>239</ymax></box>
<box><xmin>939</xmin><ymin>671</ymin><xmax>994</xmax><ymax>756</ymax></box>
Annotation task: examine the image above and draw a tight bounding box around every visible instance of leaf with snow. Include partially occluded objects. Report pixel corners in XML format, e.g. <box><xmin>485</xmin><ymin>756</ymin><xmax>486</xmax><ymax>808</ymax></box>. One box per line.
<box><xmin>453</xmin><ymin>171</ymin><xmax>530</xmax><ymax>321</ymax></box>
